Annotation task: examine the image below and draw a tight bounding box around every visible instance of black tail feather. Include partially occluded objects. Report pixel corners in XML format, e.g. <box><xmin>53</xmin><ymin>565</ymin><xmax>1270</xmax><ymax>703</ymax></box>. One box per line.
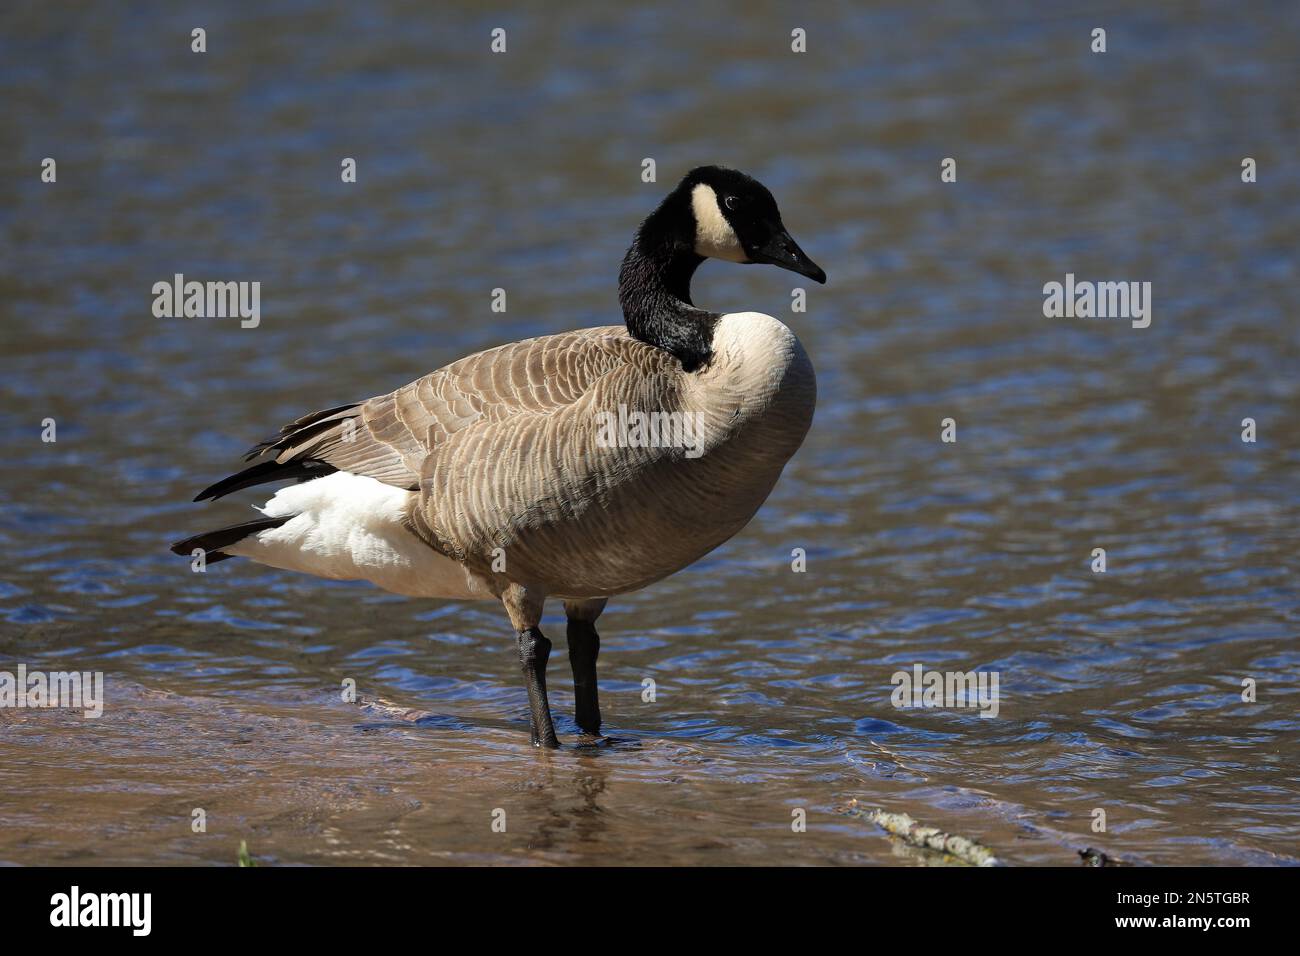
<box><xmin>193</xmin><ymin>459</ymin><xmax>336</xmax><ymax>502</ymax></box>
<box><xmin>170</xmin><ymin>514</ymin><xmax>295</xmax><ymax>561</ymax></box>
<box><xmin>243</xmin><ymin>402</ymin><xmax>360</xmax><ymax>461</ymax></box>
<box><xmin>242</xmin><ymin>415</ymin><xmax>352</xmax><ymax>463</ymax></box>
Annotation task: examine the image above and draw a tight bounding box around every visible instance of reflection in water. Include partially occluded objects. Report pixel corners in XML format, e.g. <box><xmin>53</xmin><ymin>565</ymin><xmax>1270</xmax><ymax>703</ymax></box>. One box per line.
<box><xmin>1</xmin><ymin>1</ymin><xmax>1298</xmax><ymax>865</ymax></box>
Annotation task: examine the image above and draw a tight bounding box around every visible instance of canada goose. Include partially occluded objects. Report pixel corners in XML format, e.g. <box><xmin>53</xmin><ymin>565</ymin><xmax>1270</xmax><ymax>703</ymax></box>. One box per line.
<box><xmin>172</xmin><ymin>166</ymin><xmax>826</xmax><ymax>748</ymax></box>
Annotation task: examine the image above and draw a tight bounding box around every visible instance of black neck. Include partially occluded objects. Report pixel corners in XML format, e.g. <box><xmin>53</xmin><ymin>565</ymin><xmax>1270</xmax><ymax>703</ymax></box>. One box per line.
<box><xmin>618</xmin><ymin>201</ymin><xmax>719</xmax><ymax>373</ymax></box>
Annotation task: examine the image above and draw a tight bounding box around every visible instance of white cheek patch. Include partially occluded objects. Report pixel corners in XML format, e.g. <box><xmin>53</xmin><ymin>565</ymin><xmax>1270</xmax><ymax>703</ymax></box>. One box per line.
<box><xmin>691</xmin><ymin>183</ymin><xmax>748</xmax><ymax>263</ymax></box>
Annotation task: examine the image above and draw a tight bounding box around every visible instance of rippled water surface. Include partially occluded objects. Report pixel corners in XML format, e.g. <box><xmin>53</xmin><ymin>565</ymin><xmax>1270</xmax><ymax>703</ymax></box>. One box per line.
<box><xmin>1</xmin><ymin>1</ymin><xmax>1297</xmax><ymax>865</ymax></box>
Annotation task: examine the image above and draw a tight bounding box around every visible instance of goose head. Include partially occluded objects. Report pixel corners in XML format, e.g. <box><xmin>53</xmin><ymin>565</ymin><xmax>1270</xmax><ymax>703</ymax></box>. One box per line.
<box><xmin>682</xmin><ymin>166</ymin><xmax>826</xmax><ymax>284</ymax></box>
<box><xmin>620</xmin><ymin>166</ymin><xmax>826</xmax><ymax>371</ymax></box>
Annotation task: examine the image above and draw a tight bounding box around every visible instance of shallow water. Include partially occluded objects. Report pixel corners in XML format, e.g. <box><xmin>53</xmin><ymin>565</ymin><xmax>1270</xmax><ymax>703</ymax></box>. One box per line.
<box><xmin>1</xmin><ymin>1</ymin><xmax>1297</xmax><ymax>866</ymax></box>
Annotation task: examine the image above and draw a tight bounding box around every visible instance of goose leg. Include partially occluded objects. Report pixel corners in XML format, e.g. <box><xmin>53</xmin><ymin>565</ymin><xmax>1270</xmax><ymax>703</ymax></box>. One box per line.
<box><xmin>517</xmin><ymin>627</ymin><xmax>558</xmax><ymax>748</ymax></box>
<box><xmin>564</xmin><ymin>599</ymin><xmax>607</xmax><ymax>736</ymax></box>
<box><xmin>502</xmin><ymin>585</ymin><xmax>558</xmax><ymax>748</ymax></box>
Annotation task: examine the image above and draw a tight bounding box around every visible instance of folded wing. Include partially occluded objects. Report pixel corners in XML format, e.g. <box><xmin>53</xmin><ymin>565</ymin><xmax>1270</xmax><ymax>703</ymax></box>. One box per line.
<box><xmin>194</xmin><ymin>326</ymin><xmax>634</xmax><ymax>502</ymax></box>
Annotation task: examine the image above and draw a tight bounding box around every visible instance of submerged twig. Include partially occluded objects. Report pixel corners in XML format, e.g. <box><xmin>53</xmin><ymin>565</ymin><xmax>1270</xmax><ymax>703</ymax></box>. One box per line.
<box><xmin>837</xmin><ymin>799</ymin><xmax>1002</xmax><ymax>867</ymax></box>
<box><xmin>1079</xmin><ymin>847</ymin><xmax>1131</xmax><ymax>867</ymax></box>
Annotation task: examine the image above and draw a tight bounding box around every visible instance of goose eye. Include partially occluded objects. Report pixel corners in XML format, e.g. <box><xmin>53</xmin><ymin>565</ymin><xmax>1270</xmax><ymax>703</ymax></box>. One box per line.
<box><xmin>723</xmin><ymin>195</ymin><xmax>739</xmax><ymax>211</ymax></box>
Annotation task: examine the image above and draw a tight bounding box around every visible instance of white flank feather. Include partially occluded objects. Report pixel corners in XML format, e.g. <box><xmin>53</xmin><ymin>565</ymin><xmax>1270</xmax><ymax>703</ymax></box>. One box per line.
<box><xmin>225</xmin><ymin>472</ymin><xmax>494</xmax><ymax>600</ymax></box>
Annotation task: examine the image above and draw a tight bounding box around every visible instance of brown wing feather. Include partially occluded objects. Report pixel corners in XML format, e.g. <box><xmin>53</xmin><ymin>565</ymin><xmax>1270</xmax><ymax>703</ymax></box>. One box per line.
<box><xmin>245</xmin><ymin>326</ymin><xmax>640</xmax><ymax>489</ymax></box>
